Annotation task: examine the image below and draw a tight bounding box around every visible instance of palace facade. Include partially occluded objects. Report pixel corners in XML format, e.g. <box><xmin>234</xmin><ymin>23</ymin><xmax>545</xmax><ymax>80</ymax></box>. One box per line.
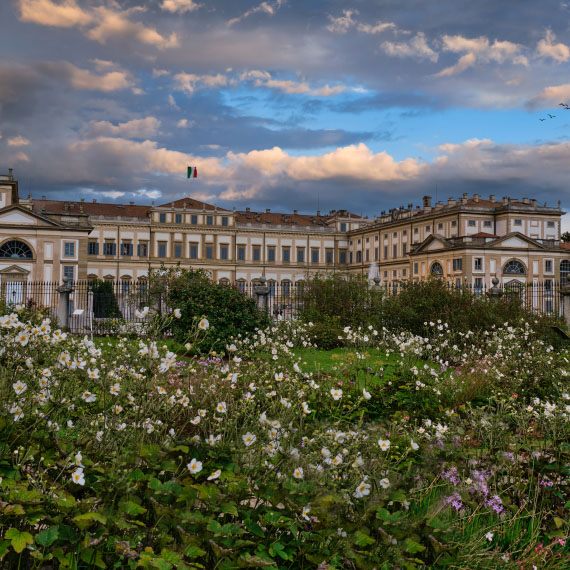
<box><xmin>1</xmin><ymin>169</ymin><xmax>569</xmax><ymax>293</ymax></box>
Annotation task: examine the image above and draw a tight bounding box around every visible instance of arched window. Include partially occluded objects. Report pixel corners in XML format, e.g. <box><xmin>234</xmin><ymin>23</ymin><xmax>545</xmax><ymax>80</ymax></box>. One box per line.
<box><xmin>268</xmin><ymin>279</ymin><xmax>276</xmax><ymax>297</ymax></box>
<box><xmin>503</xmin><ymin>259</ymin><xmax>526</xmax><ymax>275</ymax></box>
<box><xmin>236</xmin><ymin>279</ymin><xmax>247</xmax><ymax>293</ymax></box>
<box><xmin>219</xmin><ymin>278</ymin><xmax>230</xmax><ymax>286</ymax></box>
<box><xmin>561</xmin><ymin>260</ymin><xmax>570</xmax><ymax>283</ymax></box>
<box><xmin>430</xmin><ymin>262</ymin><xmax>444</xmax><ymax>276</ymax></box>
<box><xmin>0</xmin><ymin>240</ymin><xmax>33</xmax><ymax>259</ymax></box>
<box><xmin>281</xmin><ymin>279</ymin><xmax>291</xmax><ymax>297</ymax></box>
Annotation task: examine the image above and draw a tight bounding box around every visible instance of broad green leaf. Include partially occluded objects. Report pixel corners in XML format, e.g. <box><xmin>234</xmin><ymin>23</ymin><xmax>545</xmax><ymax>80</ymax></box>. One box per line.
<box><xmin>353</xmin><ymin>530</ymin><xmax>375</xmax><ymax>547</ymax></box>
<box><xmin>5</xmin><ymin>528</ymin><xmax>34</xmax><ymax>553</ymax></box>
<box><xmin>73</xmin><ymin>512</ymin><xmax>107</xmax><ymax>529</ymax></box>
<box><xmin>36</xmin><ymin>526</ymin><xmax>59</xmax><ymax>547</ymax></box>
<box><xmin>184</xmin><ymin>545</ymin><xmax>207</xmax><ymax>559</ymax></box>
<box><xmin>121</xmin><ymin>500</ymin><xmax>147</xmax><ymax>516</ymax></box>
<box><xmin>0</xmin><ymin>540</ymin><xmax>11</xmax><ymax>560</ymax></box>
<box><xmin>404</xmin><ymin>538</ymin><xmax>426</xmax><ymax>554</ymax></box>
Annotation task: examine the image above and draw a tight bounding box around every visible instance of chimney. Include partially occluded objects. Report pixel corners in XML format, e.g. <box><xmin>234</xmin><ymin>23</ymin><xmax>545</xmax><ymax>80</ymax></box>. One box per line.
<box><xmin>531</xmin><ymin>198</ymin><xmax>537</xmax><ymax>207</ymax></box>
<box><xmin>447</xmin><ymin>197</ymin><xmax>456</xmax><ymax>206</ymax></box>
<box><xmin>246</xmin><ymin>207</ymin><xmax>250</xmax><ymax>212</ymax></box>
<box><xmin>489</xmin><ymin>194</ymin><xmax>495</xmax><ymax>203</ymax></box>
<box><xmin>129</xmin><ymin>201</ymin><xmax>135</xmax><ymax>205</ymax></box>
<box><xmin>502</xmin><ymin>196</ymin><xmax>508</xmax><ymax>205</ymax></box>
<box><xmin>265</xmin><ymin>208</ymin><xmax>271</xmax><ymax>213</ymax></box>
<box><xmin>316</xmin><ymin>210</ymin><xmax>321</xmax><ymax>216</ymax></box>
<box><xmin>293</xmin><ymin>209</ymin><xmax>298</xmax><ymax>214</ymax></box>
<box><xmin>8</xmin><ymin>168</ymin><xmax>13</xmax><ymax>180</ymax></box>
<box><xmin>473</xmin><ymin>193</ymin><xmax>479</xmax><ymax>203</ymax></box>
<box><xmin>41</xmin><ymin>195</ymin><xmax>46</xmax><ymax>200</ymax></box>
<box><xmin>422</xmin><ymin>195</ymin><xmax>432</xmax><ymax>208</ymax></box>
<box><xmin>92</xmin><ymin>199</ymin><xmax>97</xmax><ymax>203</ymax></box>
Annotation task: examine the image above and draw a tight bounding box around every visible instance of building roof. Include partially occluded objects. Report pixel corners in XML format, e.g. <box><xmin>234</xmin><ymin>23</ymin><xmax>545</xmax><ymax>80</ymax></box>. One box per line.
<box><xmin>159</xmin><ymin>196</ymin><xmax>224</xmax><ymax>211</ymax></box>
<box><xmin>30</xmin><ymin>199</ymin><xmax>151</xmax><ymax>219</ymax></box>
<box><xmin>471</xmin><ymin>231</ymin><xmax>498</xmax><ymax>238</ymax></box>
<box><xmin>235</xmin><ymin>209</ymin><xmax>330</xmax><ymax>227</ymax></box>
<box><xmin>560</xmin><ymin>242</ymin><xmax>570</xmax><ymax>250</ymax></box>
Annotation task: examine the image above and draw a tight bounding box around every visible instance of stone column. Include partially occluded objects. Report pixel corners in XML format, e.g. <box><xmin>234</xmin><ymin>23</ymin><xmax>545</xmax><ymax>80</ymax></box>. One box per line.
<box><xmin>57</xmin><ymin>276</ymin><xmax>74</xmax><ymax>330</ymax></box>
<box><xmin>560</xmin><ymin>284</ymin><xmax>570</xmax><ymax>328</ymax></box>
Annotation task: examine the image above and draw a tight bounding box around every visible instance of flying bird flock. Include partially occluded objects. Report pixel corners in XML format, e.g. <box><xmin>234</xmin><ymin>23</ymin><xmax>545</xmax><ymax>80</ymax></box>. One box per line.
<box><xmin>539</xmin><ymin>102</ymin><xmax>569</xmax><ymax>121</ymax></box>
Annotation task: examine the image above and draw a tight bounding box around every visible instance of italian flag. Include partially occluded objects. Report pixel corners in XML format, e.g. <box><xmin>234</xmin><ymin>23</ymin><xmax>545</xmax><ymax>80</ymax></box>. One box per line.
<box><xmin>187</xmin><ymin>166</ymin><xmax>198</xmax><ymax>178</ymax></box>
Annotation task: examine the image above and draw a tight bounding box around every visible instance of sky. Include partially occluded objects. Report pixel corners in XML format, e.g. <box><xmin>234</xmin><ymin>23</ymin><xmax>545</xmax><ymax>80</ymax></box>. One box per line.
<box><xmin>1</xmin><ymin>0</ymin><xmax>569</xmax><ymax>226</ymax></box>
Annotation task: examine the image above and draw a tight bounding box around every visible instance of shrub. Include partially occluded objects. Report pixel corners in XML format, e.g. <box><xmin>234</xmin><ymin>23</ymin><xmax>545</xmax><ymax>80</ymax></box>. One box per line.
<box><xmin>91</xmin><ymin>280</ymin><xmax>122</xmax><ymax>319</ymax></box>
<box><xmin>164</xmin><ymin>268</ymin><xmax>269</xmax><ymax>352</ymax></box>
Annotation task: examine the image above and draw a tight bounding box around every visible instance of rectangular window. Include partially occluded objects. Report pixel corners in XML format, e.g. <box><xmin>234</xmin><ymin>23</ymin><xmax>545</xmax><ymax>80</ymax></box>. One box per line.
<box><xmin>349</xmin><ymin>252</ymin><xmax>353</xmax><ymax>264</ymax></box>
<box><xmin>64</xmin><ymin>242</ymin><xmax>75</xmax><ymax>257</ymax></box>
<box><xmin>483</xmin><ymin>220</ymin><xmax>492</xmax><ymax>228</ymax></box>
<box><xmin>120</xmin><ymin>242</ymin><xmax>133</xmax><ymax>256</ymax></box>
<box><xmin>137</xmin><ymin>242</ymin><xmax>148</xmax><ymax>257</ymax></box>
<box><xmin>547</xmin><ymin>221</ymin><xmax>555</xmax><ymax>228</ymax></box>
<box><xmin>220</xmin><ymin>244</ymin><xmax>229</xmax><ymax>260</ymax></box>
<box><xmin>384</xmin><ymin>245</ymin><xmax>388</xmax><ymax>259</ymax></box>
<box><xmin>175</xmin><ymin>213</ymin><xmax>182</xmax><ymax>224</ymax></box>
<box><xmin>365</xmin><ymin>250</ymin><xmax>369</xmax><ymax>262</ymax></box>
<box><xmin>237</xmin><ymin>245</ymin><xmax>246</xmax><ymax>261</ymax></box>
<box><xmin>296</xmin><ymin>247</ymin><xmax>305</xmax><ymax>263</ymax></box>
<box><xmin>326</xmin><ymin>248</ymin><xmax>334</xmax><ymax>264</ymax></box>
<box><xmin>402</xmin><ymin>268</ymin><xmax>407</xmax><ymax>277</ymax></box>
<box><xmin>474</xmin><ymin>277</ymin><xmax>483</xmax><ymax>292</ymax></box>
<box><xmin>474</xmin><ymin>257</ymin><xmax>483</xmax><ymax>271</ymax></box>
<box><xmin>205</xmin><ymin>244</ymin><xmax>214</xmax><ymax>259</ymax></box>
<box><xmin>425</xmin><ymin>226</ymin><xmax>431</xmax><ymax>233</ymax></box>
<box><xmin>191</xmin><ymin>214</ymin><xmax>198</xmax><ymax>225</ymax></box>
<box><xmin>453</xmin><ymin>258</ymin><xmax>463</xmax><ymax>271</ymax></box>
<box><xmin>393</xmin><ymin>244</ymin><xmax>397</xmax><ymax>258</ymax></box>
<box><xmin>267</xmin><ymin>246</ymin><xmax>276</xmax><ymax>262</ymax></box>
<box><xmin>311</xmin><ymin>248</ymin><xmax>319</xmax><ymax>263</ymax></box>
<box><xmin>174</xmin><ymin>242</ymin><xmax>183</xmax><ymax>258</ymax></box>
<box><xmin>545</xmin><ymin>259</ymin><xmax>553</xmax><ymax>273</ymax></box>
<box><xmin>189</xmin><ymin>242</ymin><xmax>199</xmax><ymax>259</ymax></box>
<box><xmin>159</xmin><ymin>213</ymin><xmax>166</xmax><ymax>224</ymax></box>
<box><xmin>63</xmin><ymin>265</ymin><xmax>75</xmax><ymax>281</ymax></box>
<box><xmin>206</xmin><ymin>215</ymin><xmax>214</xmax><ymax>226</ymax></box>
<box><xmin>103</xmin><ymin>241</ymin><xmax>116</xmax><ymax>256</ymax></box>
<box><xmin>414</xmin><ymin>228</ymin><xmax>418</xmax><ymax>234</ymax></box>
<box><xmin>514</xmin><ymin>219</ymin><xmax>522</xmax><ymax>226</ymax></box>
<box><xmin>282</xmin><ymin>246</ymin><xmax>291</xmax><ymax>263</ymax></box>
<box><xmin>157</xmin><ymin>241</ymin><xmax>167</xmax><ymax>257</ymax></box>
<box><xmin>88</xmin><ymin>241</ymin><xmax>99</xmax><ymax>256</ymax></box>
<box><xmin>221</xmin><ymin>216</ymin><xmax>229</xmax><ymax>227</ymax></box>
<box><xmin>340</xmin><ymin>222</ymin><xmax>347</xmax><ymax>232</ymax></box>
<box><xmin>402</xmin><ymin>244</ymin><xmax>407</xmax><ymax>256</ymax></box>
<box><xmin>468</xmin><ymin>220</ymin><xmax>476</xmax><ymax>227</ymax></box>
<box><xmin>438</xmin><ymin>223</ymin><xmax>443</xmax><ymax>230</ymax></box>
<box><xmin>374</xmin><ymin>247</ymin><xmax>379</xmax><ymax>261</ymax></box>
<box><xmin>451</xmin><ymin>220</ymin><xmax>457</xmax><ymax>227</ymax></box>
<box><xmin>356</xmin><ymin>251</ymin><xmax>362</xmax><ymax>263</ymax></box>
<box><xmin>414</xmin><ymin>262</ymin><xmax>419</xmax><ymax>274</ymax></box>
<box><xmin>339</xmin><ymin>249</ymin><xmax>347</xmax><ymax>264</ymax></box>
<box><xmin>252</xmin><ymin>245</ymin><xmax>261</xmax><ymax>262</ymax></box>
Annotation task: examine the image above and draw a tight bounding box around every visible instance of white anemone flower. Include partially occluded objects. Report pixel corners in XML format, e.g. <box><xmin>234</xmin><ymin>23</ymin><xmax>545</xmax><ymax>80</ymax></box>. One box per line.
<box><xmin>330</xmin><ymin>388</ymin><xmax>343</xmax><ymax>401</ymax></box>
<box><xmin>207</xmin><ymin>469</ymin><xmax>222</xmax><ymax>481</ymax></box>
<box><xmin>198</xmin><ymin>318</ymin><xmax>209</xmax><ymax>330</ymax></box>
<box><xmin>354</xmin><ymin>481</ymin><xmax>371</xmax><ymax>498</ymax></box>
<box><xmin>378</xmin><ymin>439</ymin><xmax>391</xmax><ymax>452</ymax></box>
<box><xmin>71</xmin><ymin>467</ymin><xmax>85</xmax><ymax>486</ymax></box>
<box><xmin>293</xmin><ymin>467</ymin><xmax>304</xmax><ymax>480</ymax></box>
<box><xmin>242</xmin><ymin>432</ymin><xmax>257</xmax><ymax>447</ymax></box>
<box><xmin>187</xmin><ymin>458</ymin><xmax>203</xmax><ymax>474</ymax></box>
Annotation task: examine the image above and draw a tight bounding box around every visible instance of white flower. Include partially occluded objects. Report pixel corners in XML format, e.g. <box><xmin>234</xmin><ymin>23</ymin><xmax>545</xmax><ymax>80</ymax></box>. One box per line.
<box><xmin>379</xmin><ymin>478</ymin><xmax>391</xmax><ymax>489</ymax></box>
<box><xmin>187</xmin><ymin>458</ymin><xmax>203</xmax><ymax>474</ymax></box>
<box><xmin>410</xmin><ymin>440</ymin><xmax>419</xmax><ymax>451</ymax></box>
<box><xmin>173</xmin><ymin>308</ymin><xmax>182</xmax><ymax>319</ymax></box>
<box><xmin>330</xmin><ymin>388</ymin><xmax>343</xmax><ymax>401</ymax></box>
<box><xmin>17</xmin><ymin>332</ymin><xmax>29</xmax><ymax>346</ymax></box>
<box><xmin>207</xmin><ymin>469</ymin><xmax>221</xmax><ymax>481</ymax></box>
<box><xmin>74</xmin><ymin>451</ymin><xmax>83</xmax><ymax>467</ymax></box>
<box><xmin>378</xmin><ymin>439</ymin><xmax>391</xmax><ymax>452</ymax></box>
<box><xmin>354</xmin><ymin>481</ymin><xmax>371</xmax><ymax>498</ymax></box>
<box><xmin>198</xmin><ymin>318</ymin><xmax>209</xmax><ymax>330</ymax></box>
<box><xmin>362</xmin><ymin>389</ymin><xmax>371</xmax><ymax>400</ymax></box>
<box><xmin>302</xmin><ymin>402</ymin><xmax>311</xmax><ymax>415</ymax></box>
<box><xmin>301</xmin><ymin>505</ymin><xmax>311</xmax><ymax>521</ymax></box>
<box><xmin>12</xmin><ymin>380</ymin><xmax>27</xmax><ymax>395</ymax></box>
<box><xmin>110</xmin><ymin>383</ymin><xmax>121</xmax><ymax>396</ymax></box>
<box><xmin>293</xmin><ymin>467</ymin><xmax>304</xmax><ymax>480</ymax></box>
<box><xmin>81</xmin><ymin>391</ymin><xmax>96</xmax><ymax>403</ymax></box>
<box><xmin>485</xmin><ymin>531</ymin><xmax>494</xmax><ymax>542</ymax></box>
<box><xmin>71</xmin><ymin>467</ymin><xmax>85</xmax><ymax>486</ymax></box>
<box><xmin>9</xmin><ymin>403</ymin><xmax>23</xmax><ymax>421</ymax></box>
<box><xmin>135</xmin><ymin>306</ymin><xmax>150</xmax><ymax>319</ymax></box>
<box><xmin>242</xmin><ymin>432</ymin><xmax>257</xmax><ymax>447</ymax></box>
<box><xmin>216</xmin><ymin>401</ymin><xmax>227</xmax><ymax>414</ymax></box>
<box><xmin>87</xmin><ymin>368</ymin><xmax>99</xmax><ymax>380</ymax></box>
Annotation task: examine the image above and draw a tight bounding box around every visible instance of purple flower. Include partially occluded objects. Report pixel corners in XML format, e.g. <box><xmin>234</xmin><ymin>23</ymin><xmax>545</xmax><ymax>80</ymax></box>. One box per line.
<box><xmin>445</xmin><ymin>492</ymin><xmax>464</xmax><ymax>511</ymax></box>
<box><xmin>485</xmin><ymin>495</ymin><xmax>504</xmax><ymax>514</ymax></box>
<box><xmin>502</xmin><ymin>452</ymin><xmax>515</xmax><ymax>462</ymax></box>
<box><xmin>471</xmin><ymin>469</ymin><xmax>490</xmax><ymax>497</ymax></box>
<box><xmin>540</xmin><ymin>477</ymin><xmax>554</xmax><ymax>488</ymax></box>
<box><xmin>442</xmin><ymin>466</ymin><xmax>461</xmax><ymax>486</ymax></box>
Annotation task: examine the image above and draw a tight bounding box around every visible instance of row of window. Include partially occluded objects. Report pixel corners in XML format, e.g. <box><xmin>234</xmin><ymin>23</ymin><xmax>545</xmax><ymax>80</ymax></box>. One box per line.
<box><xmin>158</xmin><ymin>213</ymin><xmax>230</xmax><ymax>227</ymax></box>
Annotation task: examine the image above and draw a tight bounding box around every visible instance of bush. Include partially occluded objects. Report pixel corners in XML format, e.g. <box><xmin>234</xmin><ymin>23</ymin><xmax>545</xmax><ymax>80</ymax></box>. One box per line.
<box><xmin>91</xmin><ymin>280</ymin><xmax>122</xmax><ymax>319</ymax></box>
<box><xmin>165</xmin><ymin>268</ymin><xmax>269</xmax><ymax>352</ymax></box>
<box><xmin>308</xmin><ymin>315</ymin><xmax>344</xmax><ymax>350</ymax></box>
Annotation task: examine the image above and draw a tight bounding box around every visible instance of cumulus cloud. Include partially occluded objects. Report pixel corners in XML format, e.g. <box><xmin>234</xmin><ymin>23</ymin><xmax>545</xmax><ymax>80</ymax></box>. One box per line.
<box><xmin>174</xmin><ymin>72</ymin><xmax>229</xmax><ymax>95</ymax></box>
<box><xmin>88</xmin><ymin>117</ymin><xmax>161</xmax><ymax>138</ymax></box>
<box><xmin>18</xmin><ymin>1</ymin><xmax>178</xmax><ymax>50</ymax></box>
<box><xmin>436</xmin><ymin>35</ymin><xmax>528</xmax><ymax>77</ymax></box>
<box><xmin>381</xmin><ymin>33</ymin><xmax>438</xmax><ymax>62</ymax></box>
<box><xmin>176</xmin><ymin>118</ymin><xmax>190</xmax><ymax>128</ymax></box>
<box><xmin>7</xmin><ymin>136</ymin><xmax>31</xmax><ymax>147</ymax></box>
<box><xmin>18</xmin><ymin>0</ymin><xmax>92</xmax><ymax>28</ymax></box>
<box><xmin>161</xmin><ymin>0</ymin><xmax>203</xmax><ymax>14</ymax></box>
<box><xmin>39</xmin><ymin>61</ymin><xmax>134</xmax><ymax>92</ymax></box>
<box><xmin>327</xmin><ymin>9</ymin><xmax>398</xmax><ymax>35</ymax></box>
<box><xmin>537</xmin><ymin>30</ymin><xmax>570</xmax><ymax>62</ymax></box>
<box><xmin>528</xmin><ymin>83</ymin><xmax>570</xmax><ymax>108</ymax></box>
<box><xmin>227</xmin><ymin>0</ymin><xmax>285</xmax><ymax>27</ymax></box>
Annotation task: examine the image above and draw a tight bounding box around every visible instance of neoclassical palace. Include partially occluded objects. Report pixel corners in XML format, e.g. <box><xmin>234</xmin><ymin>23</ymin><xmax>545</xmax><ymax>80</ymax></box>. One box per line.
<box><xmin>1</xmin><ymin>169</ymin><xmax>569</xmax><ymax>293</ymax></box>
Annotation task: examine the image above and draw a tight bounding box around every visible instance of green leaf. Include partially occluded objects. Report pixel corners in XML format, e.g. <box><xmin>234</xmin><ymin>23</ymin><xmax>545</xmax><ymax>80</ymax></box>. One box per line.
<box><xmin>0</xmin><ymin>540</ymin><xmax>11</xmax><ymax>560</ymax></box>
<box><xmin>553</xmin><ymin>517</ymin><xmax>565</xmax><ymax>529</ymax></box>
<box><xmin>36</xmin><ymin>526</ymin><xmax>59</xmax><ymax>547</ymax></box>
<box><xmin>404</xmin><ymin>538</ymin><xmax>426</xmax><ymax>554</ymax></box>
<box><xmin>184</xmin><ymin>545</ymin><xmax>207</xmax><ymax>559</ymax></box>
<box><xmin>121</xmin><ymin>500</ymin><xmax>147</xmax><ymax>517</ymax></box>
<box><xmin>220</xmin><ymin>502</ymin><xmax>239</xmax><ymax>516</ymax></box>
<box><xmin>353</xmin><ymin>530</ymin><xmax>375</xmax><ymax>547</ymax></box>
<box><xmin>73</xmin><ymin>512</ymin><xmax>107</xmax><ymax>529</ymax></box>
<box><xmin>5</xmin><ymin>528</ymin><xmax>34</xmax><ymax>553</ymax></box>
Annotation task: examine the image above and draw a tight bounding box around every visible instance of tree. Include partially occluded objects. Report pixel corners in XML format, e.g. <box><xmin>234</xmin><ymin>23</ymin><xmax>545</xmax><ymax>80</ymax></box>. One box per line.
<box><xmin>91</xmin><ymin>280</ymin><xmax>122</xmax><ymax>318</ymax></box>
<box><xmin>561</xmin><ymin>231</ymin><xmax>570</xmax><ymax>243</ymax></box>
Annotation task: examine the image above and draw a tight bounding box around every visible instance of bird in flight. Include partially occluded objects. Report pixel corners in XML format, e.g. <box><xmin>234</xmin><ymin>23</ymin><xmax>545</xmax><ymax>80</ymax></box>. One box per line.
<box><xmin>547</xmin><ymin>114</ymin><xmax>556</xmax><ymax>119</ymax></box>
<box><xmin>539</xmin><ymin>118</ymin><xmax>546</xmax><ymax>121</ymax></box>
<box><xmin>560</xmin><ymin>102</ymin><xmax>570</xmax><ymax>110</ymax></box>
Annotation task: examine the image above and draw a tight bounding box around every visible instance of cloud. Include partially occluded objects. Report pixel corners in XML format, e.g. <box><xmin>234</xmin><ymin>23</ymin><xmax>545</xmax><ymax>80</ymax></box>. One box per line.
<box><xmin>177</xmin><ymin>119</ymin><xmax>189</xmax><ymax>128</ymax></box>
<box><xmin>381</xmin><ymin>33</ymin><xmax>438</xmax><ymax>62</ymax></box>
<box><xmin>537</xmin><ymin>30</ymin><xmax>570</xmax><ymax>62</ymax></box>
<box><xmin>528</xmin><ymin>83</ymin><xmax>570</xmax><ymax>108</ymax></box>
<box><xmin>40</xmin><ymin>61</ymin><xmax>134</xmax><ymax>92</ymax></box>
<box><xmin>18</xmin><ymin>0</ymin><xmax>92</xmax><ymax>28</ymax></box>
<box><xmin>7</xmin><ymin>136</ymin><xmax>30</xmax><ymax>147</ymax></box>
<box><xmin>327</xmin><ymin>9</ymin><xmax>398</xmax><ymax>35</ymax></box>
<box><xmin>18</xmin><ymin>1</ymin><xmax>178</xmax><ymax>50</ymax></box>
<box><xmin>87</xmin><ymin>6</ymin><xmax>178</xmax><ymax>49</ymax></box>
<box><xmin>161</xmin><ymin>0</ymin><xmax>203</xmax><ymax>14</ymax></box>
<box><xmin>436</xmin><ymin>34</ymin><xmax>527</xmax><ymax>77</ymax></box>
<box><xmin>227</xmin><ymin>1</ymin><xmax>285</xmax><ymax>27</ymax></box>
<box><xmin>88</xmin><ymin>117</ymin><xmax>161</xmax><ymax>138</ymax></box>
<box><xmin>174</xmin><ymin>72</ymin><xmax>229</xmax><ymax>95</ymax></box>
